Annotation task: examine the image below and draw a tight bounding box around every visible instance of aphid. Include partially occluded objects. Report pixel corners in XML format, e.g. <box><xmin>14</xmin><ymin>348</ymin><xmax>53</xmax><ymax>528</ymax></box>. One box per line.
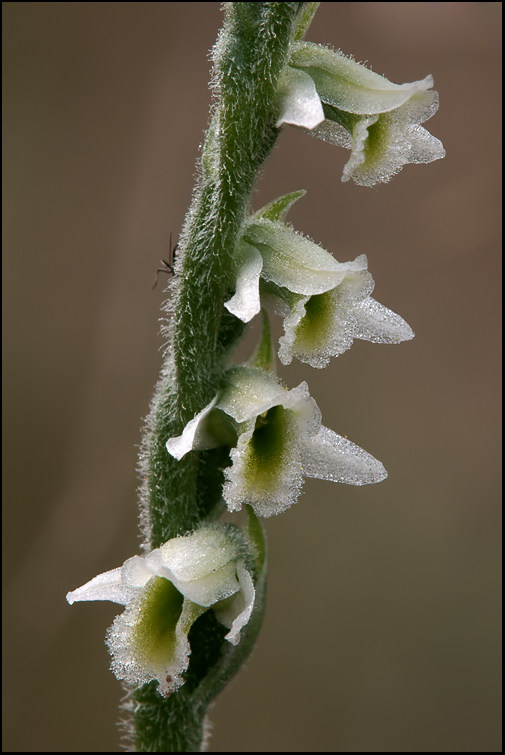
<box><xmin>152</xmin><ymin>233</ymin><xmax>179</xmax><ymax>288</ymax></box>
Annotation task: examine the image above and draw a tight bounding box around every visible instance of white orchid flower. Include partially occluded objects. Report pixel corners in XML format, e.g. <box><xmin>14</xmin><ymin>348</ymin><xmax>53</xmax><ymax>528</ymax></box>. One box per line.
<box><xmin>66</xmin><ymin>527</ymin><xmax>255</xmax><ymax>696</ymax></box>
<box><xmin>276</xmin><ymin>253</ymin><xmax>414</xmax><ymax>368</ymax></box>
<box><xmin>224</xmin><ymin>216</ymin><xmax>413</xmax><ymax>366</ymax></box>
<box><xmin>166</xmin><ymin>366</ymin><xmax>387</xmax><ymax>517</ymax></box>
<box><xmin>224</xmin><ymin>217</ymin><xmax>352</xmax><ymax>324</ymax></box>
<box><xmin>276</xmin><ymin>42</ymin><xmax>445</xmax><ymax>186</ymax></box>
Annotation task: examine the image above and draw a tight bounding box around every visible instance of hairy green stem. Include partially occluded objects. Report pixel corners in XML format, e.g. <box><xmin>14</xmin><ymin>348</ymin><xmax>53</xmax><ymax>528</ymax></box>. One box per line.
<box><xmin>139</xmin><ymin>2</ymin><xmax>304</xmax><ymax>552</ymax></box>
<box><xmin>130</xmin><ymin>3</ymin><xmax>307</xmax><ymax>751</ymax></box>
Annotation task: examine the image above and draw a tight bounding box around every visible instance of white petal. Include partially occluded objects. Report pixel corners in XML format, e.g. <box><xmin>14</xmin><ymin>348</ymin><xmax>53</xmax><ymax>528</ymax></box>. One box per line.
<box><xmin>223</xmin><ymin>418</ymin><xmax>302</xmax><ymax>517</ymax></box>
<box><xmin>121</xmin><ymin>555</ymin><xmax>155</xmax><ymax>588</ymax></box>
<box><xmin>405</xmin><ymin>124</ymin><xmax>446</xmax><ymax>164</ymax></box>
<box><xmin>66</xmin><ymin>566</ymin><xmax>137</xmax><ymax>607</ymax></box>
<box><xmin>276</xmin><ymin>67</ymin><xmax>325</xmax><ymax>129</ymax></box>
<box><xmin>282</xmin><ymin>381</ymin><xmax>319</xmax><ymax>417</ymax></box>
<box><xmin>302</xmin><ymin>425</ymin><xmax>387</xmax><ymax>486</ymax></box>
<box><xmin>224</xmin><ymin>241</ymin><xmax>263</xmax><ymax>323</ymax></box>
<box><xmin>143</xmin><ymin>529</ymin><xmax>239</xmax><ymax>607</ymax></box>
<box><xmin>165</xmin><ymin>396</ymin><xmax>219</xmax><ymax>460</ymax></box>
<box><xmin>215</xmin><ymin>562</ymin><xmax>256</xmax><ymax>645</ymax></box>
<box><xmin>353</xmin><ymin>297</ymin><xmax>414</xmax><ymax>344</ymax></box>
<box><xmin>245</xmin><ymin>219</ymin><xmax>352</xmax><ymax>296</ymax></box>
<box><xmin>217</xmin><ymin>366</ymin><xmax>288</xmax><ymax>424</ymax></box>
<box><xmin>149</xmin><ymin>528</ymin><xmax>237</xmax><ymax>582</ymax></box>
<box><xmin>170</xmin><ymin>561</ymin><xmax>240</xmax><ymax>607</ymax></box>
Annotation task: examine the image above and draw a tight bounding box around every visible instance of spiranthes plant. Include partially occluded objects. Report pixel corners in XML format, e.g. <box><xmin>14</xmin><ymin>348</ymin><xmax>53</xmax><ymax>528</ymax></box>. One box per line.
<box><xmin>66</xmin><ymin>3</ymin><xmax>444</xmax><ymax>752</ymax></box>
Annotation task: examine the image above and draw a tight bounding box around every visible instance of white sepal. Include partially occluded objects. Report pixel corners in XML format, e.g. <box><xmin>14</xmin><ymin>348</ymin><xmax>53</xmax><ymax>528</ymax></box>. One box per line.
<box><xmin>353</xmin><ymin>297</ymin><xmax>414</xmax><ymax>344</ymax></box>
<box><xmin>165</xmin><ymin>396</ymin><xmax>220</xmax><ymax>459</ymax></box>
<box><xmin>224</xmin><ymin>241</ymin><xmax>264</xmax><ymax>323</ymax></box>
<box><xmin>276</xmin><ymin>66</ymin><xmax>325</xmax><ymax>129</ymax></box>
<box><xmin>214</xmin><ymin>562</ymin><xmax>256</xmax><ymax>646</ymax></box>
<box><xmin>66</xmin><ymin>558</ymin><xmax>151</xmax><ymax>607</ymax></box>
<box><xmin>302</xmin><ymin>426</ymin><xmax>387</xmax><ymax>486</ymax></box>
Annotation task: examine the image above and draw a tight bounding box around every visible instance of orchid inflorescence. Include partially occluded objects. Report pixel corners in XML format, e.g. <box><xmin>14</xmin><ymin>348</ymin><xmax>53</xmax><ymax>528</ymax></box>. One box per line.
<box><xmin>66</xmin><ymin>5</ymin><xmax>443</xmax><ymax>749</ymax></box>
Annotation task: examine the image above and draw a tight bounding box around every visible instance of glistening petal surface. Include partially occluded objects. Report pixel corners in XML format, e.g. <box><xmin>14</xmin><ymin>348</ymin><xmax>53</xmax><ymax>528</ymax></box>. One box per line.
<box><xmin>302</xmin><ymin>425</ymin><xmax>387</xmax><ymax>485</ymax></box>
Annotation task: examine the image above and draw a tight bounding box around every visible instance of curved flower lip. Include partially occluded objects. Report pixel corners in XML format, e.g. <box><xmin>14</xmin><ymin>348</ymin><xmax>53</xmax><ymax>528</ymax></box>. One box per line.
<box><xmin>222</xmin><ymin>378</ymin><xmax>321</xmax><ymax>517</ymax></box>
<box><xmin>276</xmin><ymin>255</ymin><xmax>414</xmax><ymax>368</ymax></box>
<box><xmin>166</xmin><ymin>366</ymin><xmax>387</xmax><ymax>518</ymax></box>
<box><xmin>66</xmin><ymin>528</ymin><xmax>256</xmax><ymax>695</ymax></box>
<box><xmin>312</xmin><ymin>102</ymin><xmax>445</xmax><ymax>186</ymax></box>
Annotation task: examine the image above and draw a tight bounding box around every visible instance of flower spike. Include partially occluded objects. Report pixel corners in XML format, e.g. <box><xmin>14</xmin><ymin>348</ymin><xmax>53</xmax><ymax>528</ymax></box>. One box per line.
<box><xmin>64</xmin><ymin>5</ymin><xmax>443</xmax><ymax>748</ymax></box>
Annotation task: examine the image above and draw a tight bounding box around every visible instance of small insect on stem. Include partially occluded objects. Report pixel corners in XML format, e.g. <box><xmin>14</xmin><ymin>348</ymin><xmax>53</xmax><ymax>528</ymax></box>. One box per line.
<box><xmin>152</xmin><ymin>233</ymin><xmax>179</xmax><ymax>289</ymax></box>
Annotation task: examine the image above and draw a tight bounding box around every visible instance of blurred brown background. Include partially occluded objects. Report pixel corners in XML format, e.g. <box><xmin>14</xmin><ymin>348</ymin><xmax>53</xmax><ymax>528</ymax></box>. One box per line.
<box><xmin>3</xmin><ymin>2</ymin><xmax>501</xmax><ymax>752</ymax></box>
